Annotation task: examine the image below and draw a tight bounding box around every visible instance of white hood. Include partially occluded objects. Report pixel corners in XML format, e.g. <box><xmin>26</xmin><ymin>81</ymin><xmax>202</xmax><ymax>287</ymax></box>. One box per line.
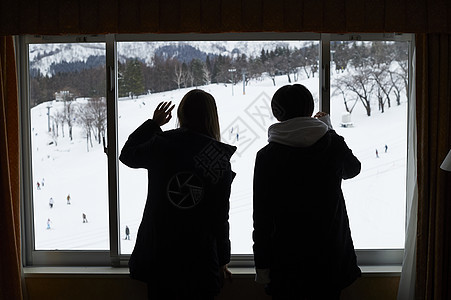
<box><xmin>268</xmin><ymin>115</ymin><xmax>333</xmax><ymax>147</ymax></box>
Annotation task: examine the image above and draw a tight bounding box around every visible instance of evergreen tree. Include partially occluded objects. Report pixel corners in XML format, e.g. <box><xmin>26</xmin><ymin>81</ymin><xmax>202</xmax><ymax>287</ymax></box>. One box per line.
<box><xmin>118</xmin><ymin>61</ymin><xmax>127</xmax><ymax>97</ymax></box>
<box><xmin>190</xmin><ymin>59</ymin><xmax>205</xmax><ymax>87</ymax></box>
<box><xmin>123</xmin><ymin>59</ymin><xmax>145</xmax><ymax>98</ymax></box>
<box><xmin>331</xmin><ymin>42</ymin><xmax>350</xmax><ymax>73</ymax></box>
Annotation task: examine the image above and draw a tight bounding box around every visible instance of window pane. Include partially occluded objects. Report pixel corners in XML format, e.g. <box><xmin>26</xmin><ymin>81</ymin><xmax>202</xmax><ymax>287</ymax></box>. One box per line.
<box><xmin>117</xmin><ymin>41</ymin><xmax>320</xmax><ymax>254</ymax></box>
<box><xmin>29</xmin><ymin>43</ymin><xmax>109</xmax><ymax>250</ymax></box>
<box><xmin>330</xmin><ymin>41</ymin><xmax>408</xmax><ymax>249</ymax></box>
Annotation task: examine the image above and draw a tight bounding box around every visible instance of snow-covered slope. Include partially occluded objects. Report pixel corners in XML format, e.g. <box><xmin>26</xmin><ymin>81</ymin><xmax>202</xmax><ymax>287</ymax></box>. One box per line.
<box><xmin>31</xmin><ymin>73</ymin><xmax>407</xmax><ymax>254</ymax></box>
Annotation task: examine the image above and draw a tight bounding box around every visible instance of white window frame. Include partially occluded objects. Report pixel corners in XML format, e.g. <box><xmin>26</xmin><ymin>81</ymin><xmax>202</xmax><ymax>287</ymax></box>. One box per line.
<box><xmin>18</xmin><ymin>32</ymin><xmax>414</xmax><ymax>268</ymax></box>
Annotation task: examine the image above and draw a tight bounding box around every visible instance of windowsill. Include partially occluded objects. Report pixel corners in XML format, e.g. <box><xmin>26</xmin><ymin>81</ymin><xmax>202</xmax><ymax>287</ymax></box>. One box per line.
<box><xmin>23</xmin><ymin>265</ymin><xmax>402</xmax><ymax>278</ymax></box>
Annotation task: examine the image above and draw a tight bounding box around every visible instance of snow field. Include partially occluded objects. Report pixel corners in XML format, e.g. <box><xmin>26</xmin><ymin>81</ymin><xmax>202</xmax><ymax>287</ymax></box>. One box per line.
<box><xmin>32</xmin><ymin>73</ymin><xmax>406</xmax><ymax>254</ymax></box>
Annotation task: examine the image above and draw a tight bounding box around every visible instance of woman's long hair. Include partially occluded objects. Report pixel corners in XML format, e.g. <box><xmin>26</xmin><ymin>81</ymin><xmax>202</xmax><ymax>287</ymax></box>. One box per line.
<box><xmin>177</xmin><ymin>89</ymin><xmax>221</xmax><ymax>141</ymax></box>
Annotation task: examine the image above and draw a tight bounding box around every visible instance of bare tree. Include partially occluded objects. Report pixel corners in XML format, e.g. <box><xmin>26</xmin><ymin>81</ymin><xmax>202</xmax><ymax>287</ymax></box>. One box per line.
<box><xmin>202</xmin><ymin>63</ymin><xmax>211</xmax><ymax>85</ymax></box>
<box><xmin>49</xmin><ymin>121</ymin><xmax>58</xmax><ymax>146</ymax></box>
<box><xmin>65</xmin><ymin>101</ymin><xmax>75</xmax><ymax>141</ymax></box>
<box><xmin>87</xmin><ymin>97</ymin><xmax>107</xmax><ymax>144</ymax></box>
<box><xmin>394</xmin><ymin>43</ymin><xmax>409</xmax><ymax>96</ymax></box>
<box><xmin>332</xmin><ymin>84</ymin><xmax>358</xmax><ymax>114</ymax></box>
<box><xmin>245</xmin><ymin>57</ymin><xmax>264</xmax><ymax>85</ymax></box>
<box><xmin>187</xmin><ymin>70</ymin><xmax>194</xmax><ymax>87</ymax></box>
<box><xmin>307</xmin><ymin>43</ymin><xmax>319</xmax><ymax>78</ymax></box>
<box><xmin>292</xmin><ymin>46</ymin><xmax>312</xmax><ymax>79</ymax></box>
<box><xmin>51</xmin><ymin>109</ymin><xmax>65</xmax><ymax>138</ymax></box>
<box><xmin>76</xmin><ymin>104</ymin><xmax>94</xmax><ymax>152</ymax></box>
<box><xmin>335</xmin><ymin>68</ymin><xmax>375</xmax><ymax>116</ymax></box>
<box><xmin>264</xmin><ymin>59</ymin><xmax>278</xmax><ymax>86</ymax></box>
<box><xmin>371</xmin><ymin>66</ymin><xmax>393</xmax><ymax>113</ymax></box>
<box><xmin>174</xmin><ymin>62</ymin><xmax>184</xmax><ymax>89</ymax></box>
<box><xmin>389</xmin><ymin>70</ymin><xmax>405</xmax><ymax>105</ymax></box>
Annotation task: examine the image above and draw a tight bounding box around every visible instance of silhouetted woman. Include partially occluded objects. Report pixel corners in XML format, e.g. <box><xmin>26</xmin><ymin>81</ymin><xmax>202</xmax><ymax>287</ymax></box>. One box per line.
<box><xmin>120</xmin><ymin>90</ymin><xmax>235</xmax><ymax>300</ymax></box>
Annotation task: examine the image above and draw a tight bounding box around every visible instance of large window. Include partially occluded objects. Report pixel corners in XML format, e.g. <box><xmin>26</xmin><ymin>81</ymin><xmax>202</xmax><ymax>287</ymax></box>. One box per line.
<box><xmin>330</xmin><ymin>40</ymin><xmax>409</xmax><ymax>249</ymax></box>
<box><xmin>28</xmin><ymin>42</ymin><xmax>109</xmax><ymax>251</ymax></box>
<box><xmin>20</xmin><ymin>33</ymin><xmax>413</xmax><ymax>266</ymax></box>
<box><xmin>116</xmin><ymin>40</ymin><xmax>320</xmax><ymax>254</ymax></box>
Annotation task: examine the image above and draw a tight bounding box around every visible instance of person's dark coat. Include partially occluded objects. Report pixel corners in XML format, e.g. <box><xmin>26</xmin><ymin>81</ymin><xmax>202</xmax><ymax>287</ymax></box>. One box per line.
<box><xmin>253</xmin><ymin>117</ymin><xmax>361</xmax><ymax>292</ymax></box>
<box><xmin>120</xmin><ymin>119</ymin><xmax>236</xmax><ymax>295</ymax></box>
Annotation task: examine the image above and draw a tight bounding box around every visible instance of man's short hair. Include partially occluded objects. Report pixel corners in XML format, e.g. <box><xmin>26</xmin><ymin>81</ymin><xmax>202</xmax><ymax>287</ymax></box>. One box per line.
<box><xmin>271</xmin><ymin>84</ymin><xmax>314</xmax><ymax>121</ymax></box>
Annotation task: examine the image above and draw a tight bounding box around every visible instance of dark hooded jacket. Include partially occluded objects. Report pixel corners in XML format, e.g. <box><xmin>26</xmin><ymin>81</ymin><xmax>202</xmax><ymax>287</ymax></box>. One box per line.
<box><xmin>253</xmin><ymin>116</ymin><xmax>361</xmax><ymax>291</ymax></box>
<box><xmin>120</xmin><ymin>119</ymin><xmax>236</xmax><ymax>294</ymax></box>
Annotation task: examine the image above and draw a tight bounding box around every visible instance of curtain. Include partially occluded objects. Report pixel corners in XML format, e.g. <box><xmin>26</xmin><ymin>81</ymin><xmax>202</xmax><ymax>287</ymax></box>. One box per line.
<box><xmin>397</xmin><ymin>45</ymin><xmax>418</xmax><ymax>300</ymax></box>
<box><xmin>415</xmin><ymin>33</ymin><xmax>451</xmax><ymax>300</ymax></box>
<box><xmin>0</xmin><ymin>36</ymin><xmax>22</xmax><ymax>300</ymax></box>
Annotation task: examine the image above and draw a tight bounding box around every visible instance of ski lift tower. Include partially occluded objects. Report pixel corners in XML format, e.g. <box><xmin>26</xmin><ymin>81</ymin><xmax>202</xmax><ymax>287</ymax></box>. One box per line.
<box><xmin>46</xmin><ymin>102</ymin><xmax>52</xmax><ymax>132</ymax></box>
<box><xmin>228</xmin><ymin>68</ymin><xmax>236</xmax><ymax>96</ymax></box>
<box><xmin>241</xmin><ymin>68</ymin><xmax>247</xmax><ymax>95</ymax></box>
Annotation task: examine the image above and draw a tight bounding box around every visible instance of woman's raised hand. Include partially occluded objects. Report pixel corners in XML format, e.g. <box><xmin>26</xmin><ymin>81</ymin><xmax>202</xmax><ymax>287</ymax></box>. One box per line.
<box><xmin>153</xmin><ymin>101</ymin><xmax>175</xmax><ymax>126</ymax></box>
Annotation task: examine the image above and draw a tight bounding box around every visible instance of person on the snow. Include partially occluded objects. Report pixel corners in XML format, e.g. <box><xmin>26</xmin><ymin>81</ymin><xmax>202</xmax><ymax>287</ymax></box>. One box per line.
<box><xmin>49</xmin><ymin>197</ymin><xmax>54</xmax><ymax>208</ymax></box>
<box><xmin>67</xmin><ymin>194</ymin><xmax>71</xmax><ymax>205</ymax></box>
<box><xmin>82</xmin><ymin>213</ymin><xmax>88</xmax><ymax>223</ymax></box>
<box><xmin>253</xmin><ymin>84</ymin><xmax>361</xmax><ymax>299</ymax></box>
<box><xmin>125</xmin><ymin>226</ymin><xmax>130</xmax><ymax>240</ymax></box>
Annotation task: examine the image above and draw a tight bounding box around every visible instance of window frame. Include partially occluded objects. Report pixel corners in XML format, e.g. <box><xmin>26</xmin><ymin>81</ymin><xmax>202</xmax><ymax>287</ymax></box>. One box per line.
<box><xmin>18</xmin><ymin>32</ymin><xmax>414</xmax><ymax>268</ymax></box>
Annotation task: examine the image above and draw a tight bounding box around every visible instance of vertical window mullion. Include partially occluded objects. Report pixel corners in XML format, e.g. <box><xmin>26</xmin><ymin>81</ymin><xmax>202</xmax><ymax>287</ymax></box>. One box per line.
<box><xmin>320</xmin><ymin>34</ymin><xmax>331</xmax><ymax>113</ymax></box>
<box><xmin>18</xmin><ymin>36</ymin><xmax>35</xmax><ymax>266</ymax></box>
<box><xmin>106</xmin><ymin>34</ymin><xmax>120</xmax><ymax>266</ymax></box>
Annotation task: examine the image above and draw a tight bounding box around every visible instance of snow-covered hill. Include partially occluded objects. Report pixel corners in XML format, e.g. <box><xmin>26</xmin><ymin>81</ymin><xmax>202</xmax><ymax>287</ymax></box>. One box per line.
<box><xmin>30</xmin><ymin>41</ymin><xmax>309</xmax><ymax>77</ymax></box>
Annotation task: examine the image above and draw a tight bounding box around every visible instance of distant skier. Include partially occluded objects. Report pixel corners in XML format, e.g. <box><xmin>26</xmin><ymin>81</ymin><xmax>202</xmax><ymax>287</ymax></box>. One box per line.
<box><xmin>46</xmin><ymin>218</ymin><xmax>52</xmax><ymax>230</ymax></box>
<box><xmin>376</xmin><ymin>149</ymin><xmax>379</xmax><ymax>158</ymax></box>
<box><xmin>49</xmin><ymin>197</ymin><xmax>54</xmax><ymax>208</ymax></box>
<box><xmin>42</xmin><ymin>178</ymin><xmax>45</xmax><ymax>187</ymax></box>
<box><xmin>67</xmin><ymin>194</ymin><xmax>71</xmax><ymax>205</ymax></box>
<box><xmin>82</xmin><ymin>213</ymin><xmax>88</xmax><ymax>223</ymax></box>
<box><xmin>385</xmin><ymin>144</ymin><xmax>388</xmax><ymax>153</ymax></box>
<box><xmin>37</xmin><ymin>182</ymin><xmax>41</xmax><ymax>190</ymax></box>
<box><xmin>125</xmin><ymin>226</ymin><xmax>130</xmax><ymax>240</ymax></box>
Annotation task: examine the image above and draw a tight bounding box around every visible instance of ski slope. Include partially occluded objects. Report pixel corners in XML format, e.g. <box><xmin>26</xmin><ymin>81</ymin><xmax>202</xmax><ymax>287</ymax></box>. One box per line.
<box><xmin>31</xmin><ymin>73</ymin><xmax>407</xmax><ymax>254</ymax></box>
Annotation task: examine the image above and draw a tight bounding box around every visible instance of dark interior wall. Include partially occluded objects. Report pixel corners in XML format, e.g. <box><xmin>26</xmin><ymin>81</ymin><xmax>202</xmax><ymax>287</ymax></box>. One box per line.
<box><xmin>1</xmin><ymin>0</ymin><xmax>450</xmax><ymax>35</ymax></box>
<box><xmin>25</xmin><ymin>274</ymin><xmax>400</xmax><ymax>300</ymax></box>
